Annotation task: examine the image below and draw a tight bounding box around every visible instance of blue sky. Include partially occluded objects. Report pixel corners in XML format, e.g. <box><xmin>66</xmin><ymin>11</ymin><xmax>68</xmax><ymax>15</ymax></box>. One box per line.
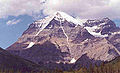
<box><xmin>0</xmin><ymin>15</ymin><xmax>33</xmax><ymax>49</ymax></box>
<box><xmin>0</xmin><ymin>0</ymin><xmax>120</xmax><ymax>49</ymax></box>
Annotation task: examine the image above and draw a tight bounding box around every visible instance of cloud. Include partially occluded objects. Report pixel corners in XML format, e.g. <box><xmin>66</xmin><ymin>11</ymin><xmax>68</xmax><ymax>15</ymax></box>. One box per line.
<box><xmin>0</xmin><ymin>0</ymin><xmax>120</xmax><ymax>19</ymax></box>
<box><xmin>43</xmin><ymin>0</ymin><xmax>120</xmax><ymax>19</ymax></box>
<box><xmin>0</xmin><ymin>0</ymin><xmax>45</xmax><ymax>18</ymax></box>
<box><xmin>6</xmin><ymin>19</ymin><xmax>21</xmax><ymax>26</ymax></box>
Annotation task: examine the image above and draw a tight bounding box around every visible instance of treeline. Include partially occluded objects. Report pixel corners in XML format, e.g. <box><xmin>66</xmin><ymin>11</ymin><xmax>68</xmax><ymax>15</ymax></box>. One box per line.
<box><xmin>65</xmin><ymin>56</ymin><xmax>120</xmax><ymax>73</ymax></box>
<box><xmin>0</xmin><ymin>63</ymin><xmax>119</xmax><ymax>73</ymax></box>
<box><xmin>0</xmin><ymin>57</ymin><xmax>120</xmax><ymax>73</ymax></box>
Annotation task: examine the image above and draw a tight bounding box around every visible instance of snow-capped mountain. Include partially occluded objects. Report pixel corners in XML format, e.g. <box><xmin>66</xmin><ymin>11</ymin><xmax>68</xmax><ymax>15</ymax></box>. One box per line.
<box><xmin>7</xmin><ymin>11</ymin><xmax>120</xmax><ymax>69</ymax></box>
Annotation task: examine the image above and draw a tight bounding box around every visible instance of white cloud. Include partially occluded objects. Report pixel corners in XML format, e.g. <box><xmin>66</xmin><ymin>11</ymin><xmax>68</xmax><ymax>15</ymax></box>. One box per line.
<box><xmin>6</xmin><ymin>19</ymin><xmax>21</xmax><ymax>26</ymax></box>
<box><xmin>43</xmin><ymin>0</ymin><xmax>120</xmax><ymax>19</ymax></box>
<box><xmin>0</xmin><ymin>0</ymin><xmax>120</xmax><ymax>19</ymax></box>
<box><xmin>0</xmin><ymin>0</ymin><xmax>45</xmax><ymax>18</ymax></box>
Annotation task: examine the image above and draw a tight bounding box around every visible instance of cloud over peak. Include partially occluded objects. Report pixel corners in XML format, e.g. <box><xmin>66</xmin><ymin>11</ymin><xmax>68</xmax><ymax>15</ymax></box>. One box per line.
<box><xmin>0</xmin><ymin>0</ymin><xmax>120</xmax><ymax>19</ymax></box>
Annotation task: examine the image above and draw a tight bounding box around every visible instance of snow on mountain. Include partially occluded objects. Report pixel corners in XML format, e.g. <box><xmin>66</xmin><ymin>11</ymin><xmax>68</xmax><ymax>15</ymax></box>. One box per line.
<box><xmin>54</xmin><ymin>11</ymin><xmax>86</xmax><ymax>25</ymax></box>
<box><xmin>29</xmin><ymin>11</ymin><xmax>114</xmax><ymax>38</ymax></box>
<box><xmin>70</xmin><ymin>58</ymin><xmax>76</xmax><ymax>63</ymax></box>
<box><xmin>34</xmin><ymin>15</ymin><xmax>54</xmax><ymax>36</ymax></box>
<box><xmin>75</xmin><ymin>18</ymin><xmax>88</xmax><ymax>26</ymax></box>
<box><xmin>32</xmin><ymin>11</ymin><xmax>87</xmax><ymax>36</ymax></box>
<box><xmin>34</xmin><ymin>11</ymin><xmax>112</xmax><ymax>38</ymax></box>
<box><xmin>27</xmin><ymin>42</ymin><xmax>35</xmax><ymax>48</ymax></box>
<box><xmin>83</xmin><ymin>18</ymin><xmax>117</xmax><ymax>37</ymax></box>
<box><xmin>111</xmin><ymin>31</ymin><xmax>120</xmax><ymax>35</ymax></box>
<box><xmin>33</xmin><ymin>11</ymin><xmax>117</xmax><ymax>38</ymax></box>
<box><xmin>85</xmin><ymin>26</ymin><xmax>108</xmax><ymax>37</ymax></box>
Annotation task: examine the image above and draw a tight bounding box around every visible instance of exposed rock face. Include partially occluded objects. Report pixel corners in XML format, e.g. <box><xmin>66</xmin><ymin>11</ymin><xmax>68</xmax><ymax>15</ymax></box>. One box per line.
<box><xmin>84</xmin><ymin>18</ymin><xmax>117</xmax><ymax>37</ymax></box>
<box><xmin>6</xmin><ymin>11</ymin><xmax>120</xmax><ymax>69</ymax></box>
<box><xmin>107</xmin><ymin>34</ymin><xmax>120</xmax><ymax>52</ymax></box>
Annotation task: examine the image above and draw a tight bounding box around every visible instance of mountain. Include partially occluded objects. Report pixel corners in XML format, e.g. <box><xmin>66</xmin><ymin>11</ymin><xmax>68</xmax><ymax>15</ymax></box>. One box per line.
<box><xmin>0</xmin><ymin>47</ymin><xmax>41</xmax><ymax>72</ymax></box>
<box><xmin>6</xmin><ymin>11</ymin><xmax>120</xmax><ymax>69</ymax></box>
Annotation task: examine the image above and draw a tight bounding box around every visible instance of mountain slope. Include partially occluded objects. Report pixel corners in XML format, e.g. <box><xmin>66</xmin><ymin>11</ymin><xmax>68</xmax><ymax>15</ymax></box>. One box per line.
<box><xmin>0</xmin><ymin>47</ymin><xmax>41</xmax><ymax>72</ymax></box>
<box><xmin>6</xmin><ymin>11</ymin><xmax>120</xmax><ymax>69</ymax></box>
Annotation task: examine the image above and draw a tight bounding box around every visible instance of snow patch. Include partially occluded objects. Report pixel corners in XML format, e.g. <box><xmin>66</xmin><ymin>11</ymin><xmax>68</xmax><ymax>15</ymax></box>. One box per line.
<box><xmin>111</xmin><ymin>31</ymin><xmax>120</xmax><ymax>35</ymax></box>
<box><xmin>27</xmin><ymin>42</ymin><xmax>35</xmax><ymax>48</ymax></box>
<box><xmin>99</xmin><ymin>22</ymin><xmax>106</xmax><ymax>26</ymax></box>
<box><xmin>85</xmin><ymin>26</ymin><xmax>108</xmax><ymax>37</ymax></box>
<box><xmin>60</xmin><ymin>25</ymin><xmax>69</xmax><ymax>44</ymax></box>
<box><xmin>70</xmin><ymin>58</ymin><xmax>76</xmax><ymax>63</ymax></box>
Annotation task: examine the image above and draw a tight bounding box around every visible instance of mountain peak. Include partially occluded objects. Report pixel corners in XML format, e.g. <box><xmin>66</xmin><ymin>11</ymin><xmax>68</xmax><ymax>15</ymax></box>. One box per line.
<box><xmin>30</xmin><ymin>11</ymin><xmax>87</xmax><ymax>31</ymax></box>
<box><xmin>54</xmin><ymin>11</ymin><xmax>72</xmax><ymax>19</ymax></box>
<box><xmin>54</xmin><ymin>11</ymin><xmax>64</xmax><ymax>15</ymax></box>
<box><xmin>34</xmin><ymin>11</ymin><xmax>86</xmax><ymax>25</ymax></box>
<box><xmin>53</xmin><ymin>11</ymin><xmax>82</xmax><ymax>24</ymax></box>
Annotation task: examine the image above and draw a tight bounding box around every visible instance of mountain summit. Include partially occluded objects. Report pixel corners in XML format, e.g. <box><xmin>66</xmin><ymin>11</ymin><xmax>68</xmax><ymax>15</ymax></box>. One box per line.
<box><xmin>7</xmin><ymin>11</ymin><xmax>120</xmax><ymax>69</ymax></box>
<box><xmin>29</xmin><ymin>11</ymin><xmax>85</xmax><ymax>35</ymax></box>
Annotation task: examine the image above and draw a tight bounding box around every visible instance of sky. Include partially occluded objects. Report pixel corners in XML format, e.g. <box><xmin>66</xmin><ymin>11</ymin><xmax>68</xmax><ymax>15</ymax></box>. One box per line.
<box><xmin>0</xmin><ymin>0</ymin><xmax>120</xmax><ymax>49</ymax></box>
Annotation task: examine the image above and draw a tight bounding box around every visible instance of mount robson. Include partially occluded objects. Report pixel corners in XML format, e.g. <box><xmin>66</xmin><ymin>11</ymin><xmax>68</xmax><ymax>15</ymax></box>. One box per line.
<box><xmin>0</xmin><ymin>11</ymin><xmax>120</xmax><ymax>73</ymax></box>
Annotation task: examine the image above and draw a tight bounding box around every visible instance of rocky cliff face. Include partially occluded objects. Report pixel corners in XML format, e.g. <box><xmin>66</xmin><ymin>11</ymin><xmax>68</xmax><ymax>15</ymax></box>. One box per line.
<box><xmin>7</xmin><ymin>11</ymin><xmax>120</xmax><ymax>69</ymax></box>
